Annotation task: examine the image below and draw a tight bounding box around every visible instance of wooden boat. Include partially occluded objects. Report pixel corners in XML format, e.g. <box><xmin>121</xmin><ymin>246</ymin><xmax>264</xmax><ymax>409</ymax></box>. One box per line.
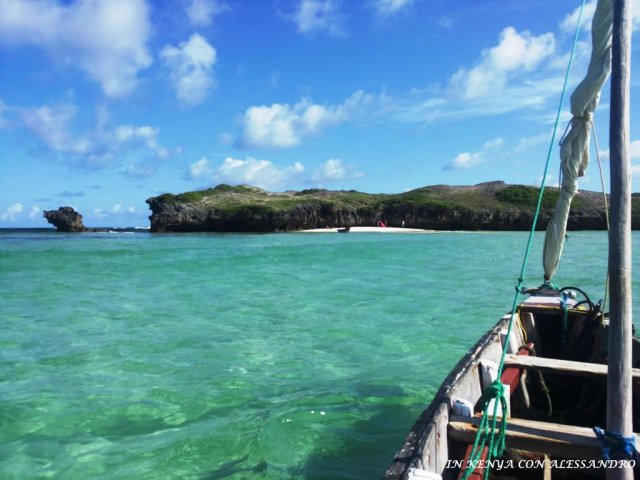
<box><xmin>338</xmin><ymin>226</ymin><xmax>351</xmax><ymax>233</ymax></box>
<box><xmin>385</xmin><ymin>1</ymin><xmax>635</xmax><ymax>478</ymax></box>
<box><xmin>385</xmin><ymin>289</ymin><xmax>640</xmax><ymax>479</ymax></box>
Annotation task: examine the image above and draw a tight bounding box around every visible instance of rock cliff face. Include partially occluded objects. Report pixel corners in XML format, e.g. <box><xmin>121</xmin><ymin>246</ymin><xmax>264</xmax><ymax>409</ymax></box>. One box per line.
<box><xmin>43</xmin><ymin>207</ymin><xmax>90</xmax><ymax>232</ymax></box>
<box><xmin>146</xmin><ymin>182</ymin><xmax>634</xmax><ymax>233</ymax></box>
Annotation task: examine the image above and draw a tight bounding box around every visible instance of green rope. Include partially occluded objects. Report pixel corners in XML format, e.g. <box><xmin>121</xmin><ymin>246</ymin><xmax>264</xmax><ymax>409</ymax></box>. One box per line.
<box><xmin>461</xmin><ymin>382</ymin><xmax>508</xmax><ymax>479</ymax></box>
<box><xmin>459</xmin><ymin>1</ymin><xmax>588</xmax><ymax>478</ymax></box>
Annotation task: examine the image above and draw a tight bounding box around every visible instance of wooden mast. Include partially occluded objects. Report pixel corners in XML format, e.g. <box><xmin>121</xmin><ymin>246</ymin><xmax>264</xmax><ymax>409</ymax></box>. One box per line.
<box><xmin>606</xmin><ymin>0</ymin><xmax>633</xmax><ymax>478</ymax></box>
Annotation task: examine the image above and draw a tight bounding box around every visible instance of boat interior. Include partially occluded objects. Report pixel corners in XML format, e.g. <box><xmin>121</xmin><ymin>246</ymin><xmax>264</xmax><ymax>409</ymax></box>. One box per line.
<box><xmin>387</xmin><ymin>290</ymin><xmax>640</xmax><ymax>480</ymax></box>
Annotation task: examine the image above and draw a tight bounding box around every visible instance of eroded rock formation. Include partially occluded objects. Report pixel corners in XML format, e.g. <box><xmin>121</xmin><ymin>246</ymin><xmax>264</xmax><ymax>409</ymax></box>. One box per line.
<box><xmin>43</xmin><ymin>207</ymin><xmax>89</xmax><ymax>232</ymax></box>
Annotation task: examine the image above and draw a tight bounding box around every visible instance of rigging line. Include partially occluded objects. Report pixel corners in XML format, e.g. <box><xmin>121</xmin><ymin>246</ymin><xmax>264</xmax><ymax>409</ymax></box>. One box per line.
<box><xmin>592</xmin><ymin>121</ymin><xmax>610</xmax><ymax>310</ymax></box>
<box><xmin>516</xmin><ymin>47</ymin><xmax>582</xmax><ymax>285</ymax></box>
<box><xmin>504</xmin><ymin>0</ymin><xmax>588</xmax><ymax>375</ymax></box>
<box><xmin>460</xmin><ymin>1</ymin><xmax>590</xmax><ymax>479</ymax></box>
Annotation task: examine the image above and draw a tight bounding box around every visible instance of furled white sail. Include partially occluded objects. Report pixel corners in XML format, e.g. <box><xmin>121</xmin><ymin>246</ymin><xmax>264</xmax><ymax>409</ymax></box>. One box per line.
<box><xmin>543</xmin><ymin>0</ymin><xmax>613</xmax><ymax>281</ymax></box>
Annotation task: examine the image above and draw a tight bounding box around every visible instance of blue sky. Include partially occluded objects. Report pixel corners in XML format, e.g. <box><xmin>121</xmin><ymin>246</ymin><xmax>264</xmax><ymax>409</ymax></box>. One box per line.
<box><xmin>1</xmin><ymin>0</ymin><xmax>639</xmax><ymax>227</ymax></box>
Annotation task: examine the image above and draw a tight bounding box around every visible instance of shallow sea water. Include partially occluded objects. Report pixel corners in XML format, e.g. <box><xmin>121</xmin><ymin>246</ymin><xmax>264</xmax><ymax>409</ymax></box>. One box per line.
<box><xmin>1</xmin><ymin>230</ymin><xmax>638</xmax><ymax>479</ymax></box>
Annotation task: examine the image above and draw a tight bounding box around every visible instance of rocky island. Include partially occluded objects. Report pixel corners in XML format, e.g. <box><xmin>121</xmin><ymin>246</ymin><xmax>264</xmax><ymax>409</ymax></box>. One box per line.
<box><xmin>43</xmin><ymin>206</ymin><xmax>94</xmax><ymax>232</ymax></box>
<box><xmin>146</xmin><ymin>181</ymin><xmax>637</xmax><ymax>233</ymax></box>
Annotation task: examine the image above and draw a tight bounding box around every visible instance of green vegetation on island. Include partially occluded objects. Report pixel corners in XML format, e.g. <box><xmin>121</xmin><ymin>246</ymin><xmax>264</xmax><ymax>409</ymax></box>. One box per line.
<box><xmin>146</xmin><ymin>181</ymin><xmax>621</xmax><ymax>232</ymax></box>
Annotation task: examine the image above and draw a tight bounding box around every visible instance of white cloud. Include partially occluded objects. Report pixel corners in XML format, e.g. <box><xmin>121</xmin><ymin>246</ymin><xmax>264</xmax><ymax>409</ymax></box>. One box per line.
<box><xmin>294</xmin><ymin>0</ymin><xmax>345</xmax><ymax>37</ymax></box>
<box><xmin>312</xmin><ymin>158</ymin><xmax>364</xmax><ymax>183</ymax></box>
<box><xmin>537</xmin><ymin>174</ymin><xmax>558</xmax><ymax>187</ymax></box>
<box><xmin>390</xmin><ymin>24</ymin><xmax>568</xmax><ymax>124</ymax></box>
<box><xmin>115</xmin><ymin>125</ymin><xmax>155</xmax><ymax>142</ymax></box>
<box><xmin>514</xmin><ymin>132</ymin><xmax>550</xmax><ymax>152</ymax></box>
<box><xmin>0</xmin><ymin>99</ymin><xmax>9</xmax><ymax>128</ymax></box>
<box><xmin>111</xmin><ymin>204</ymin><xmax>137</xmax><ymax>214</ymax></box>
<box><xmin>317</xmin><ymin>158</ymin><xmax>346</xmax><ymax>181</ymax></box>
<box><xmin>449</xmin><ymin>27</ymin><xmax>555</xmax><ymax>100</ymax></box>
<box><xmin>445</xmin><ymin>152</ymin><xmax>483</xmax><ymax>170</ymax></box>
<box><xmin>94</xmin><ymin>204</ymin><xmax>137</xmax><ymax>218</ymax></box>
<box><xmin>189</xmin><ymin>157</ymin><xmax>215</xmax><ymax>179</ymax></box>
<box><xmin>242</xmin><ymin>98</ymin><xmax>347</xmax><ymax>148</ymax></box>
<box><xmin>561</xmin><ymin>0</ymin><xmax>640</xmax><ymax>33</ymax></box>
<box><xmin>394</xmin><ymin>67</ymin><xmax>573</xmax><ymax>124</ymax></box>
<box><xmin>13</xmin><ymin>102</ymin><xmax>174</xmax><ymax>173</ymax></box>
<box><xmin>115</xmin><ymin>125</ymin><xmax>170</xmax><ymax>158</ymax></box>
<box><xmin>121</xmin><ymin>163</ymin><xmax>159</xmax><ymax>179</ymax></box>
<box><xmin>215</xmin><ymin>157</ymin><xmax>305</xmax><ymax>190</ymax></box>
<box><xmin>186</xmin><ymin>0</ymin><xmax>229</xmax><ymax>26</ymax></box>
<box><xmin>0</xmin><ymin>0</ymin><xmax>152</xmax><ymax>97</ymax></box>
<box><xmin>372</xmin><ymin>0</ymin><xmax>415</xmax><ymax>15</ymax></box>
<box><xmin>161</xmin><ymin>33</ymin><xmax>217</xmax><ymax>106</ymax></box>
<box><xmin>18</xmin><ymin>104</ymin><xmax>91</xmax><ymax>154</ymax></box>
<box><xmin>484</xmin><ymin>138</ymin><xmax>504</xmax><ymax>150</ymax></box>
<box><xmin>0</xmin><ymin>203</ymin><xmax>24</xmax><ymax>221</ymax></box>
<box><xmin>28</xmin><ymin>206</ymin><xmax>41</xmax><ymax>220</ymax></box>
<box><xmin>444</xmin><ymin>137</ymin><xmax>504</xmax><ymax>170</ymax></box>
<box><xmin>188</xmin><ymin>156</ymin><xmax>363</xmax><ymax>189</ymax></box>
<box><xmin>240</xmin><ymin>91</ymin><xmax>381</xmax><ymax>149</ymax></box>
<box><xmin>597</xmin><ymin>148</ymin><xmax>610</xmax><ymax>162</ymax></box>
<box><xmin>560</xmin><ymin>0</ymin><xmax>597</xmax><ymax>33</ymax></box>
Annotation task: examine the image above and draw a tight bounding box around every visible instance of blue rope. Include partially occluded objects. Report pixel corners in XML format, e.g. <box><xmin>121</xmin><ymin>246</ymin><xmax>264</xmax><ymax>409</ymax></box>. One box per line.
<box><xmin>593</xmin><ymin>426</ymin><xmax>640</xmax><ymax>463</ymax></box>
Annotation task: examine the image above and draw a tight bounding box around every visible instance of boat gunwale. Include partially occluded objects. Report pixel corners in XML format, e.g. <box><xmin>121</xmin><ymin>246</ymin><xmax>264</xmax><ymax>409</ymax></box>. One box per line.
<box><xmin>384</xmin><ymin>315</ymin><xmax>510</xmax><ymax>479</ymax></box>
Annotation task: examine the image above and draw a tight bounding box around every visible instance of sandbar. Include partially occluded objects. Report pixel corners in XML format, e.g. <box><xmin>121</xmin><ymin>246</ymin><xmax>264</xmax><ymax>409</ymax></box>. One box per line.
<box><xmin>298</xmin><ymin>226</ymin><xmax>437</xmax><ymax>233</ymax></box>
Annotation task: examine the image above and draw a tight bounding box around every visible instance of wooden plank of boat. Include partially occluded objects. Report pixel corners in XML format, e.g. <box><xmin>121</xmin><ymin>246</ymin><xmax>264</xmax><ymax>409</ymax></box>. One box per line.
<box><xmin>449</xmin><ymin>414</ymin><xmax>640</xmax><ymax>461</ymax></box>
<box><xmin>503</xmin><ymin>355</ymin><xmax>640</xmax><ymax>384</ymax></box>
<box><xmin>500</xmin><ymin>343</ymin><xmax>534</xmax><ymax>394</ymax></box>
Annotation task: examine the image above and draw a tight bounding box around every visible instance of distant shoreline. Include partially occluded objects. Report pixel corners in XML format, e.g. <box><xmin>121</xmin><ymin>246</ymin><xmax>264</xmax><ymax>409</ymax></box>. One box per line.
<box><xmin>0</xmin><ymin>227</ymin><xmax>625</xmax><ymax>234</ymax></box>
<box><xmin>299</xmin><ymin>226</ymin><xmax>437</xmax><ymax>233</ymax></box>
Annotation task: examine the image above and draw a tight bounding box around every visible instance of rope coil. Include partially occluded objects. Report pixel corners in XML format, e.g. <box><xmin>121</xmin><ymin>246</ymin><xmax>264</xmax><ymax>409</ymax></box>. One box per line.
<box><xmin>460</xmin><ymin>381</ymin><xmax>508</xmax><ymax>480</ymax></box>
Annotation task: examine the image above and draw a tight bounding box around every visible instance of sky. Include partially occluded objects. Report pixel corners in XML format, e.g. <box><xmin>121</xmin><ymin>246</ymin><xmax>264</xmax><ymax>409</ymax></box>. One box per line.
<box><xmin>1</xmin><ymin>0</ymin><xmax>639</xmax><ymax>227</ymax></box>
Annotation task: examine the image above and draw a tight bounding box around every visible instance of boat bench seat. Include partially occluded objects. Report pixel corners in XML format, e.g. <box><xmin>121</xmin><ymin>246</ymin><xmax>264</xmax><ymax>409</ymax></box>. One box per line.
<box><xmin>503</xmin><ymin>354</ymin><xmax>640</xmax><ymax>386</ymax></box>
<box><xmin>449</xmin><ymin>414</ymin><xmax>640</xmax><ymax>461</ymax></box>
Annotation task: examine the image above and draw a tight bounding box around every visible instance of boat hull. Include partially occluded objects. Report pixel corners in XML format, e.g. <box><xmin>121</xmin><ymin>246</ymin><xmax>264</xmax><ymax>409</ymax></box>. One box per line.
<box><xmin>385</xmin><ymin>295</ymin><xmax>640</xmax><ymax>479</ymax></box>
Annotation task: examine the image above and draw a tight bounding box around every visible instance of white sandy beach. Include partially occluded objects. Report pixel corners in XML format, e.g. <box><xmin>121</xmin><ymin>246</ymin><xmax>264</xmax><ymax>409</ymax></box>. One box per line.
<box><xmin>299</xmin><ymin>226</ymin><xmax>437</xmax><ymax>233</ymax></box>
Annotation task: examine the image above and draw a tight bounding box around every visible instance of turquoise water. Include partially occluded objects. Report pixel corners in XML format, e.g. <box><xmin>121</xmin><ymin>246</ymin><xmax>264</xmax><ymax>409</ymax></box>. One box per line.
<box><xmin>1</xmin><ymin>230</ymin><xmax>638</xmax><ymax>479</ymax></box>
